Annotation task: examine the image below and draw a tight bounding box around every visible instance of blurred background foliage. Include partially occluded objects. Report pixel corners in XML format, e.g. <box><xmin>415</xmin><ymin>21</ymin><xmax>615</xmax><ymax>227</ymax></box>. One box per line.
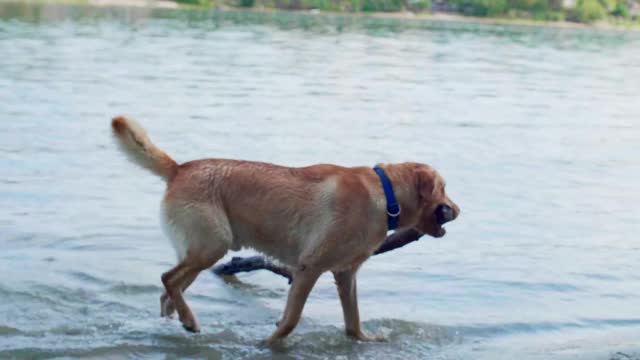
<box><xmin>176</xmin><ymin>0</ymin><xmax>639</xmax><ymax>23</ymax></box>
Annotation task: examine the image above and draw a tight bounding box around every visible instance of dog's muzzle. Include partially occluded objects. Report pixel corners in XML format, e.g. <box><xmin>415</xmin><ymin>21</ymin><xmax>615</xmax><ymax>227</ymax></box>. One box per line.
<box><xmin>435</xmin><ymin>204</ymin><xmax>455</xmax><ymax>225</ymax></box>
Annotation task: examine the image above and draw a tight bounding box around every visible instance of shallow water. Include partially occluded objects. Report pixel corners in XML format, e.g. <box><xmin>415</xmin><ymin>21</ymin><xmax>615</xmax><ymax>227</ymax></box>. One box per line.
<box><xmin>1</xmin><ymin>3</ymin><xmax>640</xmax><ymax>359</ymax></box>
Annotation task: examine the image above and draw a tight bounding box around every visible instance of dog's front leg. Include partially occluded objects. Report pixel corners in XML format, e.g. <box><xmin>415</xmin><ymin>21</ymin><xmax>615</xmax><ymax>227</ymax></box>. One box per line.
<box><xmin>265</xmin><ymin>267</ymin><xmax>322</xmax><ymax>345</ymax></box>
<box><xmin>333</xmin><ymin>269</ymin><xmax>383</xmax><ymax>342</ymax></box>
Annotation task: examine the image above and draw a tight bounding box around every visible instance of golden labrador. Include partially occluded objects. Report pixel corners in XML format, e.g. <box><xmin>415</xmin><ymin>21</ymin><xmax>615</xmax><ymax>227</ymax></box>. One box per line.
<box><xmin>111</xmin><ymin>116</ymin><xmax>460</xmax><ymax>344</ymax></box>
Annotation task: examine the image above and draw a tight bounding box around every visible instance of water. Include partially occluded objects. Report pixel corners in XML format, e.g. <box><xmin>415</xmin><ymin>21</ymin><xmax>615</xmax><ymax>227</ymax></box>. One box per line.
<box><xmin>1</xmin><ymin>3</ymin><xmax>639</xmax><ymax>359</ymax></box>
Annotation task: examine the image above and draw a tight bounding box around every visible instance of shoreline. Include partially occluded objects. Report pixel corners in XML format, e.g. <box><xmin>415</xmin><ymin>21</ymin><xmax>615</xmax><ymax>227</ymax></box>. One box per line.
<box><xmin>7</xmin><ymin>0</ymin><xmax>640</xmax><ymax>30</ymax></box>
<box><xmin>326</xmin><ymin>9</ymin><xmax>639</xmax><ymax>30</ymax></box>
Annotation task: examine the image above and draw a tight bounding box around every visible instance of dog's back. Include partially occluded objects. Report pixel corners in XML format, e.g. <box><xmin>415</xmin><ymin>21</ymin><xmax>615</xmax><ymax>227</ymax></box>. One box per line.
<box><xmin>111</xmin><ymin>116</ymin><xmax>377</xmax><ymax>267</ymax></box>
<box><xmin>163</xmin><ymin>159</ymin><xmax>366</xmax><ymax>265</ymax></box>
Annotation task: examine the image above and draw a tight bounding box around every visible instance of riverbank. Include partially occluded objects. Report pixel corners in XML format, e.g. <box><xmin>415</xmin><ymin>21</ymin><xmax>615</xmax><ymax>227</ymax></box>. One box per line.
<box><xmin>9</xmin><ymin>0</ymin><xmax>640</xmax><ymax>29</ymax></box>
<box><xmin>365</xmin><ymin>8</ymin><xmax>639</xmax><ymax>29</ymax></box>
<box><xmin>166</xmin><ymin>0</ymin><xmax>640</xmax><ymax>27</ymax></box>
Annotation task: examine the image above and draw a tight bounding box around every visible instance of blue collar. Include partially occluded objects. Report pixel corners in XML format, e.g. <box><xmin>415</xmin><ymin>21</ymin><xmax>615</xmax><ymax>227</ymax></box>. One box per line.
<box><xmin>373</xmin><ymin>166</ymin><xmax>401</xmax><ymax>230</ymax></box>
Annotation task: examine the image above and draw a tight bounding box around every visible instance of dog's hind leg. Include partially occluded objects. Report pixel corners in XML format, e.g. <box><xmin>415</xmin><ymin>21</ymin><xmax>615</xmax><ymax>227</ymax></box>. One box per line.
<box><xmin>160</xmin><ymin>292</ymin><xmax>172</xmax><ymax>317</ymax></box>
<box><xmin>160</xmin><ymin>272</ymin><xmax>198</xmax><ymax>318</ymax></box>
<box><xmin>161</xmin><ymin>245</ymin><xmax>228</xmax><ymax>332</ymax></box>
<box><xmin>160</xmin><ymin>204</ymin><xmax>232</xmax><ymax>332</ymax></box>
<box><xmin>161</xmin><ymin>262</ymin><xmax>198</xmax><ymax>331</ymax></box>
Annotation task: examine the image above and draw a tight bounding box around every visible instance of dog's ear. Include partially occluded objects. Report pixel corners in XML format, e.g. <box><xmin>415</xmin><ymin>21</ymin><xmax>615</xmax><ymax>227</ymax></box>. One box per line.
<box><xmin>415</xmin><ymin>166</ymin><xmax>439</xmax><ymax>204</ymax></box>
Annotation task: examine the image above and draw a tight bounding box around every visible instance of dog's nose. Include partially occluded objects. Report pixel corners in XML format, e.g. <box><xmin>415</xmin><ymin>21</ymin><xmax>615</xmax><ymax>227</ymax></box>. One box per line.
<box><xmin>435</xmin><ymin>204</ymin><xmax>455</xmax><ymax>225</ymax></box>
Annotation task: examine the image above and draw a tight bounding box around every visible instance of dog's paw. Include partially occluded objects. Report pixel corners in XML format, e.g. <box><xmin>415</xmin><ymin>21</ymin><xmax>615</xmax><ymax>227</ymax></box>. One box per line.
<box><xmin>363</xmin><ymin>333</ymin><xmax>387</xmax><ymax>342</ymax></box>
<box><xmin>260</xmin><ymin>336</ymin><xmax>287</xmax><ymax>350</ymax></box>
<box><xmin>347</xmin><ymin>330</ymin><xmax>386</xmax><ymax>342</ymax></box>
<box><xmin>181</xmin><ymin>319</ymin><xmax>200</xmax><ymax>333</ymax></box>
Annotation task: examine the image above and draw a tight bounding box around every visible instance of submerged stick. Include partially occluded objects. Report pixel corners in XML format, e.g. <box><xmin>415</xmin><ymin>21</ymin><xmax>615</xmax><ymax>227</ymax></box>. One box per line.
<box><xmin>211</xmin><ymin>229</ymin><xmax>423</xmax><ymax>283</ymax></box>
<box><xmin>212</xmin><ymin>255</ymin><xmax>295</xmax><ymax>283</ymax></box>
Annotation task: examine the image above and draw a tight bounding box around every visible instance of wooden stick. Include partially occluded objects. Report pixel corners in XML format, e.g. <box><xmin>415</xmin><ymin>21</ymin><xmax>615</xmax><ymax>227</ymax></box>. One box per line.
<box><xmin>211</xmin><ymin>229</ymin><xmax>423</xmax><ymax>283</ymax></box>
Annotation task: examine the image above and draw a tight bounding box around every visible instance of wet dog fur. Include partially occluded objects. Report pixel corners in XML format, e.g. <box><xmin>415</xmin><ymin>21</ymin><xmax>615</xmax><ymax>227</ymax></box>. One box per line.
<box><xmin>111</xmin><ymin>116</ymin><xmax>460</xmax><ymax>344</ymax></box>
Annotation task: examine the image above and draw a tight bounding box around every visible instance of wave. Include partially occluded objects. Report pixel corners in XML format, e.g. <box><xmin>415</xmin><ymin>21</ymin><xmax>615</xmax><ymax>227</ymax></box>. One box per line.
<box><xmin>2</xmin><ymin>316</ymin><xmax>640</xmax><ymax>360</ymax></box>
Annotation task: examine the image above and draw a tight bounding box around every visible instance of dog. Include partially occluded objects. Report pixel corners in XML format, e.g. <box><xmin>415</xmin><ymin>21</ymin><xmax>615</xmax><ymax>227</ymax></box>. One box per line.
<box><xmin>111</xmin><ymin>116</ymin><xmax>460</xmax><ymax>344</ymax></box>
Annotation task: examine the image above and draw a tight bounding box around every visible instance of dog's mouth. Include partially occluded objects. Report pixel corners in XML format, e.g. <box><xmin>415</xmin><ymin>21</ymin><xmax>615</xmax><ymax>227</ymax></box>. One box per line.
<box><xmin>432</xmin><ymin>204</ymin><xmax>454</xmax><ymax>238</ymax></box>
<box><xmin>417</xmin><ymin>222</ymin><xmax>446</xmax><ymax>238</ymax></box>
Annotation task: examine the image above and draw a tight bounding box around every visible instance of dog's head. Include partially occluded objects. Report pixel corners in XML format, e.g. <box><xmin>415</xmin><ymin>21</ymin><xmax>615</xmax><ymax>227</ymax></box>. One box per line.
<box><xmin>412</xmin><ymin>164</ymin><xmax>460</xmax><ymax>238</ymax></box>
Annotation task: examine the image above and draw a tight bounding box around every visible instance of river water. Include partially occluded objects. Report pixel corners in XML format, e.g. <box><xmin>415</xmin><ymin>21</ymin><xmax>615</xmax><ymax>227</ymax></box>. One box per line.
<box><xmin>1</xmin><ymin>3</ymin><xmax>639</xmax><ymax>359</ymax></box>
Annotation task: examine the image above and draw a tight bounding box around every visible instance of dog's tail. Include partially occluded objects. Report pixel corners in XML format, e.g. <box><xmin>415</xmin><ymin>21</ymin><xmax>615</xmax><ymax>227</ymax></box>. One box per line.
<box><xmin>111</xmin><ymin>116</ymin><xmax>177</xmax><ymax>181</ymax></box>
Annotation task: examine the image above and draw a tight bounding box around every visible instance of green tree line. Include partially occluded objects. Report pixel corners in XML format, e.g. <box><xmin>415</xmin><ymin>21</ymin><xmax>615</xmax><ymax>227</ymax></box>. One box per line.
<box><xmin>178</xmin><ymin>0</ymin><xmax>638</xmax><ymax>23</ymax></box>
